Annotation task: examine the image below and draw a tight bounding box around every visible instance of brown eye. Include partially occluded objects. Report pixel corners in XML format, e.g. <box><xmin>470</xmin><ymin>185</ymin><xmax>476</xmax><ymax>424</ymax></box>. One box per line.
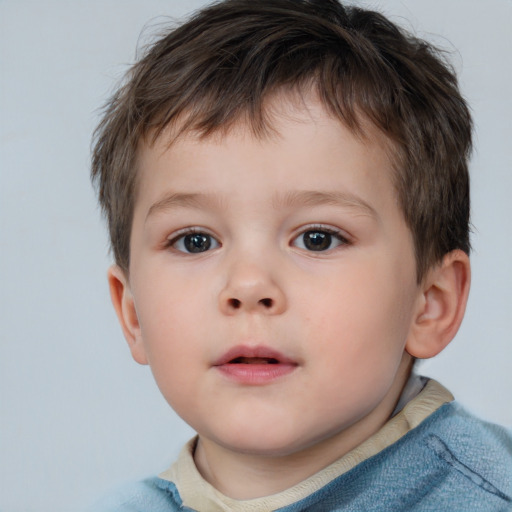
<box><xmin>302</xmin><ymin>231</ymin><xmax>331</xmax><ymax>251</ymax></box>
<box><xmin>184</xmin><ymin>233</ymin><xmax>211</xmax><ymax>252</ymax></box>
<box><xmin>292</xmin><ymin>228</ymin><xmax>347</xmax><ymax>252</ymax></box>
<box><xmin>171</xmin><ymin>231</ymin><xmax>220</xmax><ymax>253</ymax></box>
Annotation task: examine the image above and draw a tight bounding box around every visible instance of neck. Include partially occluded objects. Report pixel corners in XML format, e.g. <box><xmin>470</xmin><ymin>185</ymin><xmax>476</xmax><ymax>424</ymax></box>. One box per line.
<box><xmin>194</xmin><ymin>355</ymin><xmax>413</xmax><ymax>500</ymax></box>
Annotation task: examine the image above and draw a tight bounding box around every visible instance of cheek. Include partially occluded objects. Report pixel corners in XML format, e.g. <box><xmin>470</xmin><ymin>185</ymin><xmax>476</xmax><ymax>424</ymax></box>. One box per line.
<box><xmin>136</xmin><ymin>291</ymin><xmax>206</xmax><ymax>415</ymax></box>
<box><xmin>298</xmin><ymin>267</ymin><xmax>415</xmax><ymax>421</ymax></box>
<box><xmin>134</xmin><ymin>273</ymin><xmax>207</xmax><ymax>371</ymax></box>
<box><xmin>304</xmin><ymin>260</ymin><xmax>414</xmax><ymax>367</ymax></box>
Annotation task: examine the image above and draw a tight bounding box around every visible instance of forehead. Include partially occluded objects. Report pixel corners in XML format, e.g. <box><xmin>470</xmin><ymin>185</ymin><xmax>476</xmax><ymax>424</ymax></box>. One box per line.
<box><xmin>136</xmin><ymin>95</ymin><xmax>404</xmax><ymax>234</ymax></box>
<box><xmin>140</xmin><ymin>88</ymin><xmax>396</xmax><ymax>164</ymax></box>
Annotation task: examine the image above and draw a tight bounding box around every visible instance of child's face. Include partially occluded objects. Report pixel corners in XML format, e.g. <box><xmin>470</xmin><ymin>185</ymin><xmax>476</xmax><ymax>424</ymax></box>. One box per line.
<box><xmin>121</xmin><ymin>95</ymin><xmax>423</xmax><ymax>459</ymax></box>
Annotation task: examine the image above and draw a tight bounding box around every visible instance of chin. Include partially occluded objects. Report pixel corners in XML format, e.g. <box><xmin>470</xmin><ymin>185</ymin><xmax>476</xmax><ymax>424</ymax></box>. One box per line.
<box><xmin>207</xmin><ymin>422</ymin><xmax>328</xmax><ymax>458</ymax></box>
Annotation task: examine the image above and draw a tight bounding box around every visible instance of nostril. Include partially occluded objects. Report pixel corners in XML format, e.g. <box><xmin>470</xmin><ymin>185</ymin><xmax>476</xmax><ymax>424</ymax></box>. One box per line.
<box><xmin>228</xmin><ymin>298</ymin><xmax>241</xmax><ymax>309</ymax></box>
<box><xmin>225</xmin><ymin>297</ymin><xmax>275</xmax><ymax>310</ymax></box>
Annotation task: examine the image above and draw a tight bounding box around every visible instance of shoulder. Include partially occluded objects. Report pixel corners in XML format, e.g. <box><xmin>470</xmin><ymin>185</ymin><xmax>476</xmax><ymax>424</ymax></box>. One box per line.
<box><xmin>404</xmin><ymin>401</ymin><xmax>512</xmax><ymax>506</ymax></box>
<box><xmin>317</xmin><ymin>402</ymin><xmax>512</xmax><ymax>511</ymax></box>
<box><xmin>424</xmin><ymin>402</ymin><xmax>512</xmax><ymax>478</ymax></box>
<box><xmin>86</xmin><ymin>477</ymin><xmax>184</xmax><ymax>512</ymax></box>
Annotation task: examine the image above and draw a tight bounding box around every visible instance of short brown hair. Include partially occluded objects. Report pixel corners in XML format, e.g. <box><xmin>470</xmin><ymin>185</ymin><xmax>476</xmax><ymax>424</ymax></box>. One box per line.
<box><xmin>91</xmin><ymin>0</ymin><xmax>472</xmax><ymax>281</ymax></box>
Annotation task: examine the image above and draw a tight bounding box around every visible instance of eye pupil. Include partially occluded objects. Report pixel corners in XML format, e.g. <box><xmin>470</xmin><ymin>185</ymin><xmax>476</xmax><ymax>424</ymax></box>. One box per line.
<box><xmin>184</xmin><ymin>233</ymin><xmax>211</xmax><ymax>253</ymax></box>
<box><xmin>303</xmin><ymin>231</ymin><xmax>331</xmax><ymax>251</ymax></box>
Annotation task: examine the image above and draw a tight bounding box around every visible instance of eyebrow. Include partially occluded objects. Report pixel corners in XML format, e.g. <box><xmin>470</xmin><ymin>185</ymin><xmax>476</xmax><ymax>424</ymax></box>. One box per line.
<box><xmin>145</xmin><ymin>192</ymin><xmax>225</xmax><ymax>222</ymax></box>
<box><xmin>273</xmin><ymin>190</ymin><xmax>378</xmax><ymax>218</ymax></box>
<box><xmin>145</xmin><ymin>189</ymin><xmax>378</xmax><ymax>222</ymax></box>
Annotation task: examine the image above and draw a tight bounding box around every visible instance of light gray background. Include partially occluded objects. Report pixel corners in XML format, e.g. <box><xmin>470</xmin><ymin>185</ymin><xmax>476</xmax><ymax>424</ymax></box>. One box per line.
<box><xmin>1</xmin><ymin>1</ymin><xmax>511</xmax><ymax>510</ymax></box>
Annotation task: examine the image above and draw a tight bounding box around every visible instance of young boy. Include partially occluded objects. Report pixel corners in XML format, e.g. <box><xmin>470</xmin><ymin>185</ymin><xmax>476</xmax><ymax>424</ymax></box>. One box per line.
<box><xmin>90</xmin><ymin>0</ymin><xmax>512</xmax><ymax>510</ymax></box>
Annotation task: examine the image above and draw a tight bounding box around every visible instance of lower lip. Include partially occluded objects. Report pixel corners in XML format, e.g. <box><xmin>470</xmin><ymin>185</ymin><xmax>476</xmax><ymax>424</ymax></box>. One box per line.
<box><xmin>215</xmin><ymin>363</ymin><xmax>297</xmax><ymax>385</ymax></box>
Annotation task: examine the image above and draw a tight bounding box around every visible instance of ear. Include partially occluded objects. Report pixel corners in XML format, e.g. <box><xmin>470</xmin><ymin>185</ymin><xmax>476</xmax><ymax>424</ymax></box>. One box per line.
<box><xmin>107</xmin><ymin>265</ymin><xmax>148</xmax><ymax>365</ymax></box>
<box><xmin>406</xmin><ymin>250</ymin><xmax>471</xmax><ymax>360</ymax></box>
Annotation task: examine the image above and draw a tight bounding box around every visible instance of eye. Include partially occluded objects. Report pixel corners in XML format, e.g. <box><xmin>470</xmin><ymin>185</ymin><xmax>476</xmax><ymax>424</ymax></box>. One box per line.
<box><xmin>292</xmin><ymin>228</ymin><xmax>348</xmax><ymax>252</ymax></box>
<box><xmin>170</xmin><ymin>231</ymin><xmax>220</xmax><ymax>254</ymax></box>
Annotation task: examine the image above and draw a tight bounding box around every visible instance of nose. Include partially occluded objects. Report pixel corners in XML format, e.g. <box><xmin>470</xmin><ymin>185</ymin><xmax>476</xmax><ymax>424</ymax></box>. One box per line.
<box><xmin>218</xmin><ymin>259</ymin><xmax>287</xmax><ymax>316</ymax></box>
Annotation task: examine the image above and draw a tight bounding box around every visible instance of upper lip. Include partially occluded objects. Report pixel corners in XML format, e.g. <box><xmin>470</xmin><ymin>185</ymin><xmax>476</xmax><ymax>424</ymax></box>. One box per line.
<box><xmin>213</xmin><ymin>345</ymin><xmax>297</xmax><ymax>366</ymax></box>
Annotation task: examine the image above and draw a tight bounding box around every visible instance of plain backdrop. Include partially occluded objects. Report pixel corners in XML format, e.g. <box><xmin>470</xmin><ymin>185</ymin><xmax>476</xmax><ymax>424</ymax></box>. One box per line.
<box><xmin>1</xmin><ymin>1</ymin><xmax>511</xmax><ymax>510</ymax></box>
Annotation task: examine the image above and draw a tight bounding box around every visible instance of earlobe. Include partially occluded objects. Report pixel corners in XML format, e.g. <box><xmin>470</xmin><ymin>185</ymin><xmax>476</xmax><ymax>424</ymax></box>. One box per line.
<box><xmin>406</xmin><ymin>250</ymin><xmax>471</xmax><ymax>360</ymax></box>
<box><xmin>107</xmin><ymin>265</ymin><xmax>148</xmax><ymax>365</ymax></box>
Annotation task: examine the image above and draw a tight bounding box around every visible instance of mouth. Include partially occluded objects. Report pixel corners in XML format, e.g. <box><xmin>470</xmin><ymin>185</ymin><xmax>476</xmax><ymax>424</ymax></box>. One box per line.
<box><xmin>213</xmin><ymin>345</ymin><xmax>296</xmax><ymax>367</ymax></box>
<box><xmin>228</xmin><ymin>356</ymin><xmax>280</xmax><ymax>364</ymax></box>
<box><xmin>213</xmin><ymin>345</ymin><xmax>298</xmax><ymax>384</ymax></box>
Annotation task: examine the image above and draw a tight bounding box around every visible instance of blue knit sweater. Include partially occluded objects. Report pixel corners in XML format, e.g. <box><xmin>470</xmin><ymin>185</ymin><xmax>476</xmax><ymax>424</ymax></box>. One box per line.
<box><xmin>89</xmin><ymin>401</ymin><xmax>512</xmax><ymax>511</ymax></box>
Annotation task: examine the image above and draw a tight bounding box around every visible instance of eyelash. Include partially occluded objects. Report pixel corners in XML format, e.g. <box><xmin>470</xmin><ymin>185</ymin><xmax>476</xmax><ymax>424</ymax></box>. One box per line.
<box><xmin>165</xmin><ymin>225</ymin><xmax>351</xmax><ymax>255</ymax></box>
<box><xmin>291</xmin><ymin>225</ymin><xmax>350</xmax><ymax>253</ymax></box>
<box><xmin>166</xmin><ymin>228</ymin><xmax>221</xmax><ymax>254</ymax></box>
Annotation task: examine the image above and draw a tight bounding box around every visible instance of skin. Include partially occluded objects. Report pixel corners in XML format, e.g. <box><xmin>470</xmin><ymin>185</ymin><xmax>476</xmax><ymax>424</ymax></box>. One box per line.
<box><xmin>109</xmin><ymin>95</ymin><xmax>470</xmax><ymax>499</ymax></box>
